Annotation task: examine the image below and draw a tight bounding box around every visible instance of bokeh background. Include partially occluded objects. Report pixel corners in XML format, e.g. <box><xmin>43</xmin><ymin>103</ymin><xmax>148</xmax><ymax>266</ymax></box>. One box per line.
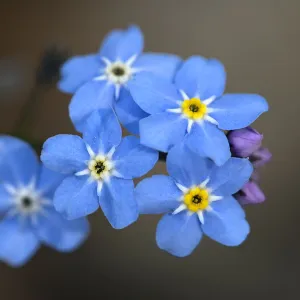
<box><xmin>0</xmin><ymin>0</ymin><xmax>298</xmax><ymax>299</ymax></box>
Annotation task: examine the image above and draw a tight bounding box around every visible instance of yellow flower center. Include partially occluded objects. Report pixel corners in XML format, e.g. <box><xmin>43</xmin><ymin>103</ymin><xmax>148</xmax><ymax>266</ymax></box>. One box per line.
<box><xmin>88</xmin><ymin>155</ymin><xmax>113</xmax><ymax>180</ymax></box>
<box><xmin>183</xmin><ymin>187</ymin><xmax>210</xmax><ymax>212</ymax></box>
<box><xmin>181</xmin><ymin>98</ymin><xmax>207</xmax><ymax>120</ymax></box>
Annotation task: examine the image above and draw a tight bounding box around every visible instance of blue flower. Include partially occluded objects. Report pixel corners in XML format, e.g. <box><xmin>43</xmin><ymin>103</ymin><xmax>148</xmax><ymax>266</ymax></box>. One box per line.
<box><xmin>128</xmin><ymin>56</ymin><xmax>269</xmax><ymax>165</ymax></box>
<box><xmin>41</xmin><ymin>109</ymin><xmax>158</xmax><ymax>229</ymax></box>
<box><xmin>135</xmin><ymin>143</ymin><xmax>253</xmax><ymax>257</ymax></box>
<box><xmin>0</xmin><ymin>136</ymin><xmax>89</xmax><ymax>267</ymax></box>
<box><xmin>59</xmin><ymin>25</ymin><xmax>181</xmax><ymax>134</ymax></box>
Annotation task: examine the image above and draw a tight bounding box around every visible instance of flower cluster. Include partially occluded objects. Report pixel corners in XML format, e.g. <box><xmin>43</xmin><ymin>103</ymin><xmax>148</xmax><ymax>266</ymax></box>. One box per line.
<box><xmin>0</xmin><ymin>25</ymin><xmax>270</xmax><ymax>266</ymax></box>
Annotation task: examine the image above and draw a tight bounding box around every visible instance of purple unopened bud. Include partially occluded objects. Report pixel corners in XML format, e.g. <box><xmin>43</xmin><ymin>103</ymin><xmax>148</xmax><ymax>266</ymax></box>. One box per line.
<box><xmin>228</xmin><ymin>127</ymin><xmax>263</xmax><ymax>158</ymax></box>
<box><xmin>236</xmin><ymin>181</ymin><xmax>266</xmax><ymax>205</ymax></box>
<box><xmin>251</xmin><ymin>147</ymin><xmax>272</xmax><ymax>168</ymax></box>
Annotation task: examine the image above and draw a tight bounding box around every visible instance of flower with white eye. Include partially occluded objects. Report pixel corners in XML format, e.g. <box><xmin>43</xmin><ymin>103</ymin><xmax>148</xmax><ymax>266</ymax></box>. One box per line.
<box><xmin>94</xmin><ymin>56</ymin><xmax>138</xmax><ymax>99</ymax></box>
<box><xmin>41</xmin><ymin>108</ymin><xmax>158</xmax><ymax>229</ymax></box>
<box><xmin>4</xmin><ymin>181</ymin><xmax>50</xmax><ymax>224</ymax></box>
<box><xmin>74</xmin><ymin>144</ymin><xmax>120</xmax><ymax>197</ymax></box>
<box><xmin>0</xmin><ymin>136</ymin><xmax>89</xmax><ymax>267</ymax></box>
<box><xmin>60</xmin><ymin>25</ymin><xmax>181</xmax><ymax>135</ymax></box>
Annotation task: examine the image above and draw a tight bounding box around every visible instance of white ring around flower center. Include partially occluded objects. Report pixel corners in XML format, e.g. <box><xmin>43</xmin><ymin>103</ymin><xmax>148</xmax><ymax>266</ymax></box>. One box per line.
<box><xmin>4</xmin><ymin>182</ymin><xmax>51</xmax><ymax>217</ymax></box>
<box><xmin>105</xmin><ymin>62</ymin><xmax>133</xmax><ymax>85</ymax></box>
<box><xmin>88</xmin><ymin>154</ymin><xmax>114</xmax><ymax>181</ymax></box>
<box><xmin>75</xmin><ymin>145</ymin><xmax>120</xmax><ymax>196</ymax></box>
<box><xmin>93</xmin><ymin>55</ymin><xmax>139</xmax><ymax>99</ymax></box>
<box><xmin>172</xmin><ymin>178</ymin><xmax>223</xmax><ymax>224</ymax></box>
<box><xmin>166</xmin><ymin>90</ymin><xmax>219</xmax><ymax>133</ymax></box>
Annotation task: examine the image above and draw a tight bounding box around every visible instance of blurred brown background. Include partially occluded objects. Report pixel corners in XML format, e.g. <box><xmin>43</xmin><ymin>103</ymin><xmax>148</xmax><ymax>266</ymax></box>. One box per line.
<box><xmin>0</xmin><ymin>0</ymin><xmax>298</xmax><ymax>299</ymax></box>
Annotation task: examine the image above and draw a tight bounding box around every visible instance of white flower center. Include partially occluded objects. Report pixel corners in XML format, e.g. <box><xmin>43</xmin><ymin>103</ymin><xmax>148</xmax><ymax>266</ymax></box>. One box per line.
<box><xmin>94</xmin><ymin>55</ymin><xmax>139</xmax><ymax>86</ymax></box>
<box><xmin>88</xmin><ymin>154</ymin><xmax>114</xmax><ymax>181</ymax></box>
<box><xmin>105</xmin><ymin>61</ymin><xmax>133</xmax><ymax>85</ymax></box>
<box><xmin>4</xmin><ymin>181</ymin><xmax>51</xmax><ymax>220</ymax></box>
<box><xmin>93</xmin><ymin>55</ymin><xmax>139</xmax><ymax>99</ymax></box>
<box><xmin>75</xmin><ymin>145</ymin><xmax>121</xmax><ymax>196</ymax></box>
<box><xmin>15</xmin><ymin>191</ymin><xmax>41</xmax><ymax>214</ymax></box>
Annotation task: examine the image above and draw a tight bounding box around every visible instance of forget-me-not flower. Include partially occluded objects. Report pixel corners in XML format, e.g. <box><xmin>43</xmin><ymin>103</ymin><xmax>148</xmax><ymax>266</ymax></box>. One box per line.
<box><xmin>135</xmin><ymin>143</ymin><xmax>253</xmax><ymax>257</ymax></box>
<box><xmin>0</xmin><ymin>136</ymin><xmax>89</xmax><ymax>267</ymax></box>
<box><xmin>41</xmin><ymin>109</ymin><xmax>158</xmax><ymax>229</ymax></box>
<box><xmin>128</xmin><ymin>56</ymin><xmax>268</xmax><ymax>165</ymax></box>
<box><xmin>59</xmin><ymin>25</ymin><xmax>181</xmax><ymax>134</ymax></box>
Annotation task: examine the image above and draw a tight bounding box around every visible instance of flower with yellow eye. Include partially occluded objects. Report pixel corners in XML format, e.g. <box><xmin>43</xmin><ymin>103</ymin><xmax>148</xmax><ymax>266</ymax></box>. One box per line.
<box><xmin>129</xmin><ymin>56</ymin><xmax>268</xmax><ymax>166</ymax></box>
<box><xmin>167</xmin><ymin>90</ymin><xmax>218</xmax><ymax>133</ymax></box>
<box><xmin>172</xmin><ymin>181</ymin><xmax>223</xmax><ymax>225</ymax></box>
<box><xmin>135</xmin><ymin>144</ymin><xmax>253</xmax><ymax>257</ymax></box>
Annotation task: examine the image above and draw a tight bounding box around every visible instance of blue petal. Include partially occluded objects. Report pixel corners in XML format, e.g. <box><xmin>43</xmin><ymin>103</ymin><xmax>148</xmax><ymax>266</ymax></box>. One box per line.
<box><xmin>98</xmin><ymin>177</ymin><xmax>138</xmax><ymax>229</ymax></box>
<box><xmin>41</xmin><ymin>135</ymin><xmax>89</xmax><ymax>175</ymax></box>
<box><xmin>185</xmin><ymin>122</ymin><xmax>231</xmax><ymax>166</ymax></box>
<box><xmin>35</xmin><ymin>208</ymin><xmax>89</xmax><ymax>252</ymax></box>
<box><xmin>140</xmin><ymin>113</ymin><xmax>187</xmax><ymax>152</ymax></box>
<box><xmin>128</xmin><ymin>74</ymin><xmax>181</xmax><ymax>114</ymax></box>
<box><xmin>82</xmin><ymin>109</ymin><xmax>122</xmax><ymax>155</ymax></box>
<box><xmin>99</xmin><ymin>29</ymin><xmax>123</xmax><ymax>60</ymax></box>
<box><xmin>0</xmin><ymin>217</ymin><xmax>39</xmax><ymax>267</ymax></box>
<box><xmin>202</xmin><ymin>197</ymin><xmax>250</xmax><ymax>246</ymax></box>
<box><xmin>156</xmin><ymin>212</ymin><xmax>203</xmax><ymax>257</ymax></box>
<box><xmin>99</xmin><ymin>25</ymin><xmax>143</xmax><ymax>61</ymax></box>
<box><xmin>0</xmin><ymin>136</ymin><xmax>39</xmax><ymax>185</ymax></box>
<box><xmin>114</xmin><ymin>88</ymin><xmax>148</xmax><ymax>135</ymax></box>
<box><xmin>69</xmin><ymin>81</ymin><xmax>115</xmax><ymax>132</ymax></box>
<box><xmin>135</xmin><ymin>175</ymin><xmax>181</xmax><ymax>214</ymax></box>
<box><xmin>133</xmin><ymin>53</ymin><xmax>181</xmax><ymax>80</ymax></box>
<box><xmin>0</xmin><ymin>184</ymin><xmax>12</xmax><ymax>213</ymax></box>
<box><xmin>210</xmin><ymin>94</ymin><xmax>269</xmax><ymax>130</ymax></box>
<box><xmin>210</xmin><ymin>196</ymin><xmax>246</xmax><ymax>219</ymax></box>
<box><xmin>167</xmin><ymin>143</ymin><xmax>214</xmax><ymax>187</ymax></box>
<box><xmin>175</xmin><ymin>56</ymin><xmax>226</xmax><ymax>99</ymax></box>
<box><xmin>113</xmin><ymin>136</ymin><xmax>158</xmax><ymax>179</ymax></box>
<box><xmin>54</xmin><ymin>176</ymin><xmax>99</xmax><ymax>219</ymax></box>
<box><xmin>208</xmin><ymin>157</ymin><xmax>253</xmax><ymax>196</ymax></box>
<box><xmin>58</xmin><ymin>55</ymin><xmax>101</xmax><ymax>94</ymax></box>
<box><xmin>112</xmin><ymin>25</ymin><xmax>144</xmax><ymax>61</ymax></box>
<box><xmin>37</xmin><ymin>165</ymin><xmax>66</xmax><ymax>199</ymax></box>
